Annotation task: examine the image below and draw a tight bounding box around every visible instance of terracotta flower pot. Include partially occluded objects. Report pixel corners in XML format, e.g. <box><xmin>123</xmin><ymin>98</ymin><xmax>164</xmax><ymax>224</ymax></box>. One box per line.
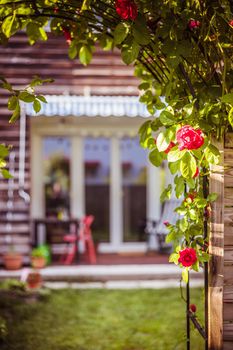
<box><xmin>26</xmin><ymin>271</ymin><xmax>42</xmax><ymax>289</ymax></box>
<box><xmin>31</xmin><ymin>256</ymin><xmax>46</xmax><ymax>269</ymax></box>
<box><xmin>3</xmin><ymin>253</ymin><xmax>23</xmax><ymax>270</ymax></box>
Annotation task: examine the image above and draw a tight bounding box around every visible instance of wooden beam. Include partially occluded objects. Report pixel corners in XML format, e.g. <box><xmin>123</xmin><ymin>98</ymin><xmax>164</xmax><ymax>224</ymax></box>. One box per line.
<box><xmin>209</xmin><ymin>140</ymin><xmax>224</xmax><ymax>349</ymax></box>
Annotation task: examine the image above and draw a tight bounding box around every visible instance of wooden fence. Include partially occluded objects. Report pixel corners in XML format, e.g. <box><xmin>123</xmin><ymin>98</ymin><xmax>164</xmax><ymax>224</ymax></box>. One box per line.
<box><xmin>209</xmin><ymin>135</ymin><xmax>233</xmax><ymax>349</ymax></box>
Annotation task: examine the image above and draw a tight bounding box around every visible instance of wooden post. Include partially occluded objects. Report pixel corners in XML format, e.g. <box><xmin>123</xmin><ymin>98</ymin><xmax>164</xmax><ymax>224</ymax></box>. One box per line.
<box><xmin>223</xmin><ymin>133</ymin><xmax>233</xmax><ymax>349</ymax></box>
<box><xmin>208</xmin><ymin>139</ymin><xmax>224</xmax><ymax>349</ymax></box>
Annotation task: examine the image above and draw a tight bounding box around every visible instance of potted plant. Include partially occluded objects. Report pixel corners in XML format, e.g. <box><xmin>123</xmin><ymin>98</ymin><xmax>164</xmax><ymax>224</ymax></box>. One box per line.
<box><xmin>26</xmin><ymin>271</ymin><xmax>42</xmax><ymax>289</ymax></box>
<box><xmin>31</xmin><ymin>246</ymin><xmax>47</xmax><ymax>269</ymax></box>
<box><xmin>3</xmin><ymin>250</ymin><xmax>23</xmax><ymax>270</ymax></box>
<box><xmin>3</xmin><ymin>235</ymin><xmax>23</xmax><ymax>270</ymax></box>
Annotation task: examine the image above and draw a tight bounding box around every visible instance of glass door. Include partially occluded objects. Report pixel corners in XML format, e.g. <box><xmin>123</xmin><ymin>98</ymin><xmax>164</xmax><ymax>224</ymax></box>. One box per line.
<box><xmin>84</xmin><ymin>137</ymin><xmax>110</xmax><ymax>243</ymax></box>
<box><xmin>42</xmin><ymin>136</ymin><xmax>71</xmax><ymax>245</ymax></box>
<box><xmin>120</xmin><ymin>137</ymin><xmax>147</xmax><ymax>242</ymax></box>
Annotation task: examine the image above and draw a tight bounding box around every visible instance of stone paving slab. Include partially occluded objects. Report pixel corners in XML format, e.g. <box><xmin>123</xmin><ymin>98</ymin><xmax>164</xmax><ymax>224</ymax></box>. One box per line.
<box><xmin>0</xmin><ymin>264</ymin><xmax>203</xmax><ymax>283</ymax></box>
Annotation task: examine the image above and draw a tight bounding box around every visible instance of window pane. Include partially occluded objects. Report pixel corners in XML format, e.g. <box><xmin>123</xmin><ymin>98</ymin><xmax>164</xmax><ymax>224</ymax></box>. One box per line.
<box><xmin>43</xmin><ymin>137</ymin><xmax>71</xmax><ymax>219</ymax></box>
<box><xmin>84</xmin><ymin>137</ymin><xmax>110</xmax><ymax>243</ymax></box>
<box><xmin>120</xmin><ymin>137</ymin><xmax>147</xmax><ymax>242</ymax></box>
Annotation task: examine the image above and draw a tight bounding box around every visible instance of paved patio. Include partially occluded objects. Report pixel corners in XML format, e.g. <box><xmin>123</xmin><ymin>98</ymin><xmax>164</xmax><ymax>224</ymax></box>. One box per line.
<box><xmin>0</xmin><ymin>263</ymin><xmax>204</xmax><ymax>288</ymax></box>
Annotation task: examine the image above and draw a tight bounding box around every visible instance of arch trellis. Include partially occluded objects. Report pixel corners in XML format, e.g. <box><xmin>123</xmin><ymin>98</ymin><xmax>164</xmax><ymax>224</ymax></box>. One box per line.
<box><xmin>0</xmin><ymin>1</ymin><xmax>233</xmax><ymax>348</ymax></box>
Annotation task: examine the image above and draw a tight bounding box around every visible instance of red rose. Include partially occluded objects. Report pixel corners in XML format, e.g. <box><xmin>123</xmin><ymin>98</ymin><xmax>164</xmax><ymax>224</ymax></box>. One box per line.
<box><xmin>189</xmin><ymin>20</ymin><xmax>200</xmax><ymax>29</ymax></box>
<box><xmin>176</xmin><ymin>125</ymin><xmax>204</xmax><ymax>151</ymax></box>
<box><xmin>62</xmin><ymin>28</ymin><xmax>72</xmax><ymax>45</ymax></box>
<box><xmin>193</xmin><ymin>167</ymin><xmax>199</xmax><ymax>178</ymax></box>
<box><xmin>178</xmin><ymin>247</ymin><xmax>197</xmax><ymax>267</ymax></box>
<box><xmin>229</xmin><ymin>20</ymin><xmax>233</xmax><ymax>27</ymax></box>
<box><xmin>189</xmin><ymin>304</ymin><xmax>197</xmax><ymax>313</ymax></box>
<box><xmin>115</xmin><ymin>0</ymin><xmax>138</xmax><ymax>20</ymax></box>
<box><xmin>164</xmin><ymin>141</ymin><xmax>176</xmax><ymax>154</ymax></box>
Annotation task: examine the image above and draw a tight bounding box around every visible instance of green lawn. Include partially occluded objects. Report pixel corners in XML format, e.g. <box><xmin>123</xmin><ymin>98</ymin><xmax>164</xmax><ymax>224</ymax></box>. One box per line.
<box><xmin>0</xmin><ymin>288</ymin><xmax>205</xmax><ymax>350</ymax></box>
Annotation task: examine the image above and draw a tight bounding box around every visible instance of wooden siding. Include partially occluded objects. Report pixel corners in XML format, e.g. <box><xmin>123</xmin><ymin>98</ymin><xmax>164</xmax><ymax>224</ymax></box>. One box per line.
<box><xmin>0</xmin><ymin>33</ymin><xmax>139</xmax><ymax>259</ymax></box>
<box><xmin>223</xmin><ymin>133</ymin><xmax>233</xmax><ymax>348</ymax></box>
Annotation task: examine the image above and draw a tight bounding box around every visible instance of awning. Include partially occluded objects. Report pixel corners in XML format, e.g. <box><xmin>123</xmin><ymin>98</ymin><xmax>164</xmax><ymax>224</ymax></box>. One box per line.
<box><xmin>26</xmin><ymin>95</ymin><xmax>152</xmax><ymax>118</ymax></box>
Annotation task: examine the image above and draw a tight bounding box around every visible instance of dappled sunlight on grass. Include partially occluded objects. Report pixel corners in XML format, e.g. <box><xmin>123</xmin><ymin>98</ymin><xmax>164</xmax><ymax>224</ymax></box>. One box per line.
<box><xmin>0</xmin><ymin>288</ymin><xmax>205</xmax><ymax>350</ymax></box>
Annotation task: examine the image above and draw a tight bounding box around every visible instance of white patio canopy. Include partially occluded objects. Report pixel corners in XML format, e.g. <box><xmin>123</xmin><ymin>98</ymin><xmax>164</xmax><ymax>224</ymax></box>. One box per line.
<box><xmin>26</xmin><ymin>95</ymin><xmax>152</xmax><ymax>118</ymax></box>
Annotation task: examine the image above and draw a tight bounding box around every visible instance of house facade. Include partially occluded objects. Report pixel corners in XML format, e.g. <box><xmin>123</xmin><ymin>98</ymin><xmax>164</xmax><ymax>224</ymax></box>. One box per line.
<box><xmin>0</xmin><ymin>33</ymin><xmax>165</xmax><ymax>260</ymax></box>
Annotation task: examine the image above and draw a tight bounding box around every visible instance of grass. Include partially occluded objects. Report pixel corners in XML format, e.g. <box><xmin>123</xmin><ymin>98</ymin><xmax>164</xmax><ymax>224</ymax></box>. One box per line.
<box><xmin>0</xmin><ymin>288</ymin><xmax>205</xmax><ymax>350</ymax></box>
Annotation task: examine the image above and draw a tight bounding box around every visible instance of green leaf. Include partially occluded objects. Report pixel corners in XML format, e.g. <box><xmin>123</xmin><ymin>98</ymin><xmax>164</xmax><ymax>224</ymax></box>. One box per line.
<box><xmin>169</xmin><ymin>253</ymin><xmax>179</xmax><ymax>264</ymax></box>
<box><xmin>221</xmin><ymin>92</ymin><xmax>233</xmax><ymax>104</ymax></box>
<box><xmin>114</xmin><ymin>22</ymin><xmax>130</xmax><ymax>45</ymax></box>
<box><xmin>79</xmin><ymin>45</ymin><xmax>92</xmax><ymax>66</ymax></box>
<box><xmin>195</xmin><ymin>198</ymin><xmax>207</xmax><ymax>208</ymax></box>
<box><xmin>2</xmin><ymin>12</ymin><xmax>20</xmax><ymax>38</ymax></box>
<box><xmin>8</xmin><ymin>95</ymin><xmax>18</xmax><ymax>110</ymax></box>
<box><xmin>179</xmin><ymin>218</ymin><xmax>188</xmax><ymax>232</ymax></box>
<box><xmin>0</xmin><ymin>159</ymin><xmax>6</xmax><ymax>167</ymax></box>
<box><xmin>33</xmin><ymin>99</ymin><xmax>41</xmax><ymax>113</ymax></box>
<box><xmin>121</xmin><ymin>40</ymin><xmax>140</xmax><ymax>65</ymax></box>
<box><xmin>0</xmin><ymin>144</ymin><xmax>9</xmax><ymax>158</ymax></box>
<box><xmin>182</xmin><ymin>269</ymin><xmax>189</xmax><ymax>283</ymax></box>
<box><xmin>138</xmin><ymin>120</ymin><xmax>152</xmax><ymax>147</ymax></box>
<box><xmin>174</xmin><ymin>176</ymin><xmax>185</xmax><ymax>198</ymax></box>
<box><xmin>156</xmin><ymin>131</ymin><xmax>170</xmax><ymax>152</ymax></box>
<box><xmin>81</xmin><ymin>0</ymin><xmax>91</xmax><ymax>11</ymax></box>
<box><xmin>0</xmin><ymin>77</ymin><xmax>13</xmax><ymax>91</ymax></box>
<box><xmin>1</xmin><ymin>168</ymin><xmax>12</xmax><ymax>179</ymax></box>
<box><xmin>37</xmin><ymin>95</ymin><xmax>47</xmax><ymax>103</ymax></box>
<box><xmin>9</xmin><ymin>104</ymin><xmax>20</xmax><ymax>123</ymax></box>
<box><xmin>159</xmin><ymin>110</ymin><xmax>176</xmax><ymax>126</ymax></box>
<box><xmin>228</xmin><ymin>107</ymin><xmax>233</xmax><ymax>128</ymax></box>
<box><xmin>189</xmin><ymin>209</ymin><xmax>197</xmax><ymax>220</ymax></box>
<box><xmin>207</xmin><ymin>193</ymin><xmax>218</xmax><ymax>202</ymax></box>
<box><xmin>132</xmin><ymin>14</ymin><xmax>150</xmax><ymax>45</ymax></box>
<box><xmin>160</xmin><ymin>184</ymin><xmax>172</xmax><ymax>202</ymax></box>
<box><xmin>192</xmin><ymin>260</ymin><xmax>199</xmax><ymax>272</ymax></box>
<box><xmin>149</xmin><ymin>148</ymin><xmax>163</xmax><ymax>167</ymax></box>
<box><xmin>180</xmin><ymin>152</ymin><xmax>196</xmax><ymax>179</ymax></box>
<box><xmin>19</xmin><ymin>91</ymin><xmax>35</xmax><ymax>103</ymax></box>
<box><xmin>186</xmin><ymin>178</ymin><xmax>195</xmax><ymax>189</ymax></box>
<box><xmin>204</xmin><ymin>144</ymin><xmax>220</xmax><ymax>165</ymax></box>
<box><xmin>167</xmin><ymin>146</ymin><xmax>186</xmax><ymax>162</ymax></box>
<box><xmin>168</xmin><ymin>161</ymin><xmax>180</xmax><ymax>175</ymax></box>
<box><xmin>68</xmin><ymin>43</ymin><xmax>78</xmax><ymax>59</ymax></box>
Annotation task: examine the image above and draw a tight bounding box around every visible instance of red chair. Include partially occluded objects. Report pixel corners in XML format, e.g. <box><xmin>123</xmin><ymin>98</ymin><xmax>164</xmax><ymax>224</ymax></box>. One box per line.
<box><xmin>61</xmin><ymin>215</ymin><xmax>96</xmax><ymax>265</ymax></box>
<box><xmin>78</xmin><ymin>215</ymin><xmax>97</xmax><ymax>264</ymax></box>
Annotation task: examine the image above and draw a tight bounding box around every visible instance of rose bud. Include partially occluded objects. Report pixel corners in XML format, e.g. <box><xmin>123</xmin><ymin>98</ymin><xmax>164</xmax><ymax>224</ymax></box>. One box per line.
<box><xmin>189</xmin><ymin>20</ymin><xmax>200</xmax><ymax>30</ymax></box>
<box><xmin>164</xmin><ymin>141</ymin><xmax>176</xmax><ymax>154</ymax></box>
<box><xmin>189</xmin><ymin>304</ymin><xmax>197</xmax><ymax>313</ymax></box>
<box><xmin>62</xmin><ymin>28</ymin><xmax>72</xmax><ymax>45</ymax></box>
<box><xmin>229</xmin><ymin>20</ymin><xmax>233</xmax><ymax>27</ymax></box>
<box><xmin>163</xmin><ymin>221</ymin><xmax>170</xmax><ymax>226</ymax></box>
<box><xmin>193</xmin><ymin>167</ymin><xmax>199</xmax><ymax>178</ymax></box>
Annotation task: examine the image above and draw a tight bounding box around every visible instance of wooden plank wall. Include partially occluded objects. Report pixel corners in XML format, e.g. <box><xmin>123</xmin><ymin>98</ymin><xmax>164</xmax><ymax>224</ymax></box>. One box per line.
<box><xmin>209</xmin><ymin>140</ymin><xmax>224</xmax><ymax>349</ymax></box>
<box><xmin>223</xmin><ymin>133</ymin><xmax>233</xmax><ymax>349</ymax></box>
